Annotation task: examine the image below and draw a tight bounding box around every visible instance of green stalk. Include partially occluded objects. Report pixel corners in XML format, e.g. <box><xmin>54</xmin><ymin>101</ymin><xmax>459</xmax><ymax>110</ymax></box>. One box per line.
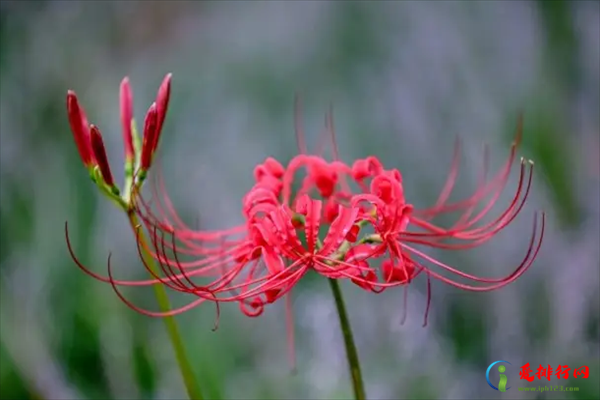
<box><xmin>328</xmin><ymin>278</ymin><xmax>366</xmax><ymax>400</ymax></box>
<box><xmin>128</xmin><ymin>212</ymin><xmax>204</xmax><ymax>400</ymax></box>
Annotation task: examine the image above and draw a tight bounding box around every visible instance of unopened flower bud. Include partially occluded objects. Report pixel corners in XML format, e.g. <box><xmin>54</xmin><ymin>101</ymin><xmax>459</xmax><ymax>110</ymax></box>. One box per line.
<box><xmin>140</xmin><ymin>102</ymin><xmax>158</xmax><ymax>176</ymax></box>
<box><xmin>90</xmin><ymin>125</ymin><xmax>117</xmax><ymax>193</ymax></box>
<box><xmin>66</xmin><ymin>90</ymin><xmax>94</xmax><ymax>168</ymax></box>
<box><xmin>119</xmin><ymin>77</ymin><xmax>134</xmax><ymax>163</ymax></box>
<box><xmin>153</xmin><ymin>73</ymin><xmax>172</xmax><ymax>155</ymax></box>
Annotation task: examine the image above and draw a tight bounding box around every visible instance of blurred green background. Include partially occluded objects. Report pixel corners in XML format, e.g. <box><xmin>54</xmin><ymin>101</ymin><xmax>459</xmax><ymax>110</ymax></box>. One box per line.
<box><xmin>0</xmin><ymin>1</ymin><xmax>598</xmax><ymax>399</ymax></box>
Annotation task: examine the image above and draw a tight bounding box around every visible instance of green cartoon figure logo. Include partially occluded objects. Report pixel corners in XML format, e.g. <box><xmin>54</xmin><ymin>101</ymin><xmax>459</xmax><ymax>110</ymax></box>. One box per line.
<box><xmin>497</xmin><ymin>364</ymin><xmax>508</xmax><ymax>391</ymax></box>
<box><xmin>486</xmin><ymin>360</ymin><xmax>512</xmax><ymax>391</ymax></box>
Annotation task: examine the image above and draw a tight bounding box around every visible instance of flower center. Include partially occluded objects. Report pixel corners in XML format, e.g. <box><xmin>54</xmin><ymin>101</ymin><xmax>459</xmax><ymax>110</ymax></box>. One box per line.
<box><xmin>238</xmin><ymin>154</ymin><xmax>415</xmax><ymax>285</ymax></box>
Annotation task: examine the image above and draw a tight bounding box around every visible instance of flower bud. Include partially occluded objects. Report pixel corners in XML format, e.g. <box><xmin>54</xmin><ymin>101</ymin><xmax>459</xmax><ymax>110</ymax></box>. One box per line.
<box><xmin>90</xmin><ymin>125</ymin><xmax>116</xmax><ymax>190</ymax></box>
<box><xmin>66</xmin><ymin>90</ymin><xmax>94</xmax><ymax>168</ymax></box>
<box><xmin>153</xmin><ymin>73</ymin><xmax>172</xmax><ymax>155</ymax></box>
<box><xmin>119</xmin><ymin>77</ymin><xmax>134</xmax><ymax>163</ymax></box>
<box><xmin>140</xmin><ymin>102</ymin><xmax>158</xmax><ymax>174</ymax></box>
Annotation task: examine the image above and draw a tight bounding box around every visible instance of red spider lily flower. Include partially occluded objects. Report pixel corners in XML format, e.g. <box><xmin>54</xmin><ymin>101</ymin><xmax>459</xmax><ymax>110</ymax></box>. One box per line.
<box><xmin>66</xmin><ymin>98</ymin><xmax>544</xmax><ymax>375</ymax></box>
<box><xmin>85</xmin><ymin>111</ymin><xmax>544</xmax><ymax>304</ymax></box>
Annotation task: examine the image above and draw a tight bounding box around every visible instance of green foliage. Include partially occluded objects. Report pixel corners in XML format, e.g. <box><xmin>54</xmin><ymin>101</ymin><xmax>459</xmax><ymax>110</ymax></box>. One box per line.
<box><xmin>132</xmin><ymin>331</ymin><xmax>157</xmax><ymax>397</ymax></box>
<box><xmin>522</xmin><ymin>280</ymin><xmax>551</xmax><ymax>346</ymax></box>
<box><xmin>0</xmin><ymin>344</ymin><xmax>37</xmax><ymax>400</ymax></box>
<box><xmin>442</xmin><ymin>297</ymin><xmax>489</xmax><ymax>366</ymax></box>
<box><xmin>57</xmin><ymin>311</ymin><xmax>110</xmax><ymax>399</ymax></box>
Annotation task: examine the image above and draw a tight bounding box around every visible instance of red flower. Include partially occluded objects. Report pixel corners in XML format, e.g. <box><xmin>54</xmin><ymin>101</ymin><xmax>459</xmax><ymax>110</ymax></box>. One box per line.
<box><xmin>69</xmin><ymin>100</ymin><xmax>544</xmax><ymax>312</ymax></box>
<box><xmin>67</xmin><ymin>101</ymin><xmax>544</xmax><ymax>367</ymax></box>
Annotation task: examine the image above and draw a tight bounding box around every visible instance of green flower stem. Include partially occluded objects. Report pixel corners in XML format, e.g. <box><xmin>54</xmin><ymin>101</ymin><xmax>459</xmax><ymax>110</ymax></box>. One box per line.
<box><xmin>128</xmin><ymin>212</ymin><xmax>204</xmax><ymax>400</ymax></box>
<box><xmin>328</xmin><ymin>278</ymin><xmax>366</xmax><ymax>400</ymax></box>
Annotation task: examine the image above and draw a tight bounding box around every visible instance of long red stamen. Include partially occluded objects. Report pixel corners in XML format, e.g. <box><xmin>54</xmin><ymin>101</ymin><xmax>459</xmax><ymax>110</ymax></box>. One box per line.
<box><xmin>107</xmin><ymin>252</ymin><xmax>207</xmax><ymax>317</ymax></box>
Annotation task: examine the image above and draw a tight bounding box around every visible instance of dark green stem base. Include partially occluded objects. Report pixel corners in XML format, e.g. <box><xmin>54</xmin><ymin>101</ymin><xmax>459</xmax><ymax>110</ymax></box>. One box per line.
<box><xmin>328</xmin><ymin>278</ymin><xmax>366</xmax><ymax>400</ymax></box>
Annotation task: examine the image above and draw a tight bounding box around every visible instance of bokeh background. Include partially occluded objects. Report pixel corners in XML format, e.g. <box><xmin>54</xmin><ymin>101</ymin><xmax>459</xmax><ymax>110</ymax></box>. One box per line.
<box><xmin>1</xmin><ymin>1</ymin><xmax>598</xmax><ymax>399</ymax></box>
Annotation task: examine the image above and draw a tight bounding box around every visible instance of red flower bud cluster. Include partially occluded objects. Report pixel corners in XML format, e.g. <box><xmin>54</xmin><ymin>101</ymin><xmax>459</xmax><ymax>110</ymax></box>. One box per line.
<box><xmin>66</xmin><ymin>74</ymin><xmax>172</xmax><ymax>190</ymax></box>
